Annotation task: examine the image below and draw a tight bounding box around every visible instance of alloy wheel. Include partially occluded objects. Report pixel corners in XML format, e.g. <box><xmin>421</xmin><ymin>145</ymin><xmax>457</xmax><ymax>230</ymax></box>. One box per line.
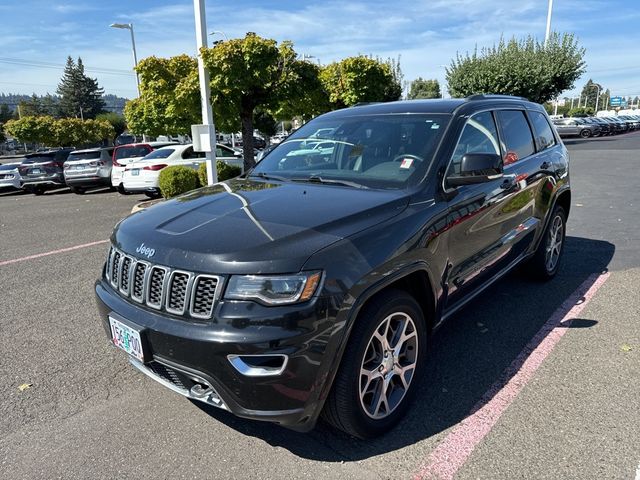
<box><xmin>545</xmin><ymin>214</ymin><xmax>564</xmax><ymax>272</ymax></box>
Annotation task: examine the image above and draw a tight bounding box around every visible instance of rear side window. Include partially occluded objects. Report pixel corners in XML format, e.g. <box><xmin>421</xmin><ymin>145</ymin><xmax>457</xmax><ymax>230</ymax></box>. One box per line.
<box><xmin>448</xmin><ymin>111</ymin><xmax>500</xmax><ymax>175</ymax></box>
<box><xmin>495</xmin><ymin>110</ymin><xmax>535</xmax><ymax>164</ymax></box>
<box><xmin>528</xmin><ymin>111</ymin><xmax>556</xmax><ymax>151</ymax></box>
<box><xmin>141</xmin><ymin>149</ymin><xmax>175</xmax><ymax>160</ymax></box>
<box><xmin>115</xmin><ymin>146</ymin><xmax>152</xmax><ymax>160</ymax></box>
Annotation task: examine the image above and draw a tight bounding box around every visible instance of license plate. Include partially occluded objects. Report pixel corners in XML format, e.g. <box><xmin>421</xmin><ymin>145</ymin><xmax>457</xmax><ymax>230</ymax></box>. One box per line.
<box><xmin>109</xmin><ymin>316</ymin><xmax>145</xmax><ymax>362</ymax></box>
<box><xmin>131</xmin><ymin>169</ymin><xmax>140</xmax><ymax>176</ymax></box>
<box><xmin>31</xmin><ymin>168</ymin><xmax>42</xmax><ymax>175</ymax></box>
<box><xmin>74</xmin><ymin>165</ymin><xmax>85</xmax><ymax>170</ymax></box>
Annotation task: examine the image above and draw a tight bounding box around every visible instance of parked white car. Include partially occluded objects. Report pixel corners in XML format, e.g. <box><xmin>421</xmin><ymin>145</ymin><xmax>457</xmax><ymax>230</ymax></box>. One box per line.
<box><xmin>0</xmin><ymin>159</ymin><xmax>25</xmax><ymax>191</ymax></box>
<box><xmin>111</xmin><ymin>141</ymin><xmax>178</xmax><ymax>193</ymax></box>
<box><xmin>121</xmin><ymin>143</ymin><xmax>243</xmax><ymax>197</ymax></box>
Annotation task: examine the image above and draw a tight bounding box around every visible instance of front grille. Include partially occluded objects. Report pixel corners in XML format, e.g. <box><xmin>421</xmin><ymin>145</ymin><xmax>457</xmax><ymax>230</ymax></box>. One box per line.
<box><xmin>191</xmin><ymin>276</ymin><xmax>218</xmax><ymax>318</ymax></box>
<box><xmin>105</xmin><ymin>247</ymin><xmax>220</xmax><ymax>320</ymax></box>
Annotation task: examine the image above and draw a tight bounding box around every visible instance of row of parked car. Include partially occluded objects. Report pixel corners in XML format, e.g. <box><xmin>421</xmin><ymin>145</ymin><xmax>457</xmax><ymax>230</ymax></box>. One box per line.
<box><xmin>0</xmin><ymin>142</ymin><xmax>245</xmax><ymax>197</ymax></box>
<box><xmin>551</xmin><ymin>114</ymin><xmax>640</xmax><ymax>138</ymax></box>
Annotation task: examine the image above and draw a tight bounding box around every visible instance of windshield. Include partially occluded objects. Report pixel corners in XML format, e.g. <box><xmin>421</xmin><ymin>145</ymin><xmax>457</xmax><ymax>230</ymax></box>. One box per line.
<box><xmin>115</xmin><ymin>146</ymin><xmax>151</xmax><ymax>160</ymax></box>
<box><xmin>141</xmin><ymin>148</ymin><xmax>175</xmax><ymax>160</ymax></box>
<box><xmin>251</xmin><ymin>113</ymin><xmax>450</xmax><ymax>189</ymax></box>
<box><xmin>68</xmin><ymin>151</ymin><xmax>101</xmax><ymax>161</ymax></box>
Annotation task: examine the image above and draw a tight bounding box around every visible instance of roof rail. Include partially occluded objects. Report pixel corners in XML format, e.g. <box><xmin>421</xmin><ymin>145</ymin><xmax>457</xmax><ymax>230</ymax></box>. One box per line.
<box><xmin>466</xmin><ymin>94</ymin><xmax>529</xmax><ymax>101</ymax></box>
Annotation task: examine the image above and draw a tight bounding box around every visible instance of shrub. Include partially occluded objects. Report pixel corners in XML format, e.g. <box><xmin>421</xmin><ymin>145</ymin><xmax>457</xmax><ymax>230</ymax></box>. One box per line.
<box><xmin>158</xmin><ymin>165</ymin><xmax>199</xmax><ymax>198</ymax></box>
<box><xmin>197</xmin><ymin>161</ymin><xmax>242</xmax><ymax>186</ymax></box>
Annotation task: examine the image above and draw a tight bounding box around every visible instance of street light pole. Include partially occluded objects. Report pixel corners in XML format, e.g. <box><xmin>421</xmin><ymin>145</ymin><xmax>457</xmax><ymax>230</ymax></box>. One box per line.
<box><xmin>544</xmin><ymin>0</ymin><xmax>554</xmax><ymax>46</ymax></box>
<box><xmin>194</xmin><ymin>0</ymin><xmax>218</xmax><ymax>185</ymax></box>
<box><xmin>209</xmin><ymin>30</ymin><xmax>229</xmax><ymax>43</ymax></box>
<box><xmin>109</xmin><ymin>23</ymin><xmax>140</xmax><ymax>97</ymax></box>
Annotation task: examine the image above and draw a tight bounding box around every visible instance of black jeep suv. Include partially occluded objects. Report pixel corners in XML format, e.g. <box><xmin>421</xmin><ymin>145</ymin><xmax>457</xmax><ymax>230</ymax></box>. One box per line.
<box><xmin>96</xmin><ymin>95</ymin><xmax>570</xmax><ymax>438</ymax></box>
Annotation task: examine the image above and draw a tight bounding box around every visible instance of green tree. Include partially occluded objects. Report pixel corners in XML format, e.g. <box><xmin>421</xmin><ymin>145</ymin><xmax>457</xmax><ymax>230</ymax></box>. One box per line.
<box><xmin>319</xmin><ymin>56</ymin><xmax>402</xmax><ymax>109</ymax></box>
<box><xmin>57</xmin><ymin>56</ymin><xmax>106</xmax><ymax>119</ymax></box>
<box><xmin>580</xmin><ymin>80</ymin><xmax>606</xmax><ymax>111</ymax></box>
<box><xmin>96</xmin><ymin>112</ymin><xmax>127</xmax><ymax>141</ymax></box>
<box><xmin>408</xmin><ymin>78</ymin><xmax>441</xmax><ymax>99</ymax></box>
<box><xmin>202</xmin><ymin>33</ymin><xmax>324</xmax><ymax>169</ymax></box>
<box><xmin>4</xmin><ymin>115</ymin><xmax>56</xmax><ymax>145</ymax></box>
<box><xmin>0</xmin><ymin>104</ymin><xmax>15</xmax><ymax>123</ymax></box>
<box><xmin>567</xmin><ymin>106</ymin><xmax>594</xmax><ymax>117</ymax></box>
<box><xmin>124</xmin><ymin>54</ymin><xmax>200</xmax><ymax>137</ymax></box>
<box><xmin>447</xmin><ymin>33</ymin><xmax>585</xmax><ymax>103</ymax></box>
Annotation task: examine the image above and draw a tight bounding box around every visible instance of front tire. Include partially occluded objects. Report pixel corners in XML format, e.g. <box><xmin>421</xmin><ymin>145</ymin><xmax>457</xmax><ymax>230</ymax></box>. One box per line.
<box><xmin>528</xmin><ymin>205</ymin><xmax>566</xmax><ymax>280</ymax></box>
<box><xmin>579</xmin><ymin>129</ymin><xmax>592</xmax><ymax>138</ymax></box>
<box><xmin>322</xmin><ymin>290</ymin><xmax>427</xmax><ymax>439</ymax></box>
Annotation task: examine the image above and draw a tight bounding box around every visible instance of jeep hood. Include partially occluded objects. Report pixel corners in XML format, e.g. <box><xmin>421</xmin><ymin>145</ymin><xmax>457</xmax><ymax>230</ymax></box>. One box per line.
<box><xmin>113</xmin><ymin>178</ymin><xmax>409</xmax><ymax>274</ymax></box>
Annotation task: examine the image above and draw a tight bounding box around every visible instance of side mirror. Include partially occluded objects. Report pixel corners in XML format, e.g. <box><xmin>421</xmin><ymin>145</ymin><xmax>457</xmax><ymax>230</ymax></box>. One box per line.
<box><xmin>447</xmin><ymin>153</ymin><xmax>503</xmax><ymax>187</ymax></box>
<box><xmin>234</xmin><ymin>151</ymin><xmax>242</xmax><ymax>158</ymax></box>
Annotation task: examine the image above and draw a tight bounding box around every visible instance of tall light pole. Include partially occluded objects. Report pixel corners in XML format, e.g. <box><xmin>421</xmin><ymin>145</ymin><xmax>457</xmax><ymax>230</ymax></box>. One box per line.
<box><xmin>109</xmin><ymin>23</ymin><xmax>140</xmax><ymax>97</ymax></box>
<box><xmin>544</xmin><ymin>0</ymin><xmax>554</xmax><ymax>46</ymax></box>
<box><xmin>438</xmin><ymin>65</ymin><xmax>447</xmax><ymax>98</ymax></box>
<box><xmin>589</xmin><ymin>84</ymin><xmax>602</xmax><ymax>113</ymax></box>
<box><xmin>193</xmin><ymin>0</ymin><xmax>218</xmax><ymax>185</ymax></box>
<box><xmin>209</xmin><ymin>30</ymin><xmax>229</xmax><ymax>43</ymax></box>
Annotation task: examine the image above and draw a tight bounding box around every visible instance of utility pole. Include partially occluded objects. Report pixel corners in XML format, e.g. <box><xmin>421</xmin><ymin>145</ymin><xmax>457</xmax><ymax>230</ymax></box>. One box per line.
<box><xmin>544</xmin><ymin>0</ymin><xmax>554</xmax><ymax>46</ymax></box>
<box><xmin>193</xmin><ymin>0</ymin><xmax>218</xmax><ymax>185</ymax></box>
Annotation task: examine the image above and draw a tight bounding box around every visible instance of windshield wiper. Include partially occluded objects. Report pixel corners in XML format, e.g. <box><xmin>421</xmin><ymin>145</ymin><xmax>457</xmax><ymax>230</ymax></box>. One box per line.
<box><xmin>292</xmin><ymin>175</ymin><xmax>368</xmax><ymax>189</ymax></box>
<box><xmin>248</xmin><ymin>172</ymin><xmax>289</xmax><ymax>182</ymax></box>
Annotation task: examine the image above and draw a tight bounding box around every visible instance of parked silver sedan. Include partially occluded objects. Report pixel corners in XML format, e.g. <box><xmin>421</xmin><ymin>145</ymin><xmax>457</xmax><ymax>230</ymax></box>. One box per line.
<box><xmin>63</xmin><ymin>147</ymin><xmax>115</xmax><ymax>194</ymax></box>
<box><xmin>0</xmin><ymin>157</ymin><xmax>26</xmax><ymax>191</ymax></box>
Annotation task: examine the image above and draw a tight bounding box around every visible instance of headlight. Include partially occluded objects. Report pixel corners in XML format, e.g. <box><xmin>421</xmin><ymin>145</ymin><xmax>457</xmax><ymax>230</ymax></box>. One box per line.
<box><xmin>224</xmin><ymin>271</ymin><xmax>322</xmax><ymax>305</ymax></box>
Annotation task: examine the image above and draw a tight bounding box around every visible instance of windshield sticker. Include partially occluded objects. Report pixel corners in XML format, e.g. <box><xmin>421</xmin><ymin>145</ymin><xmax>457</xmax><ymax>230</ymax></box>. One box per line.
<box><xmin>431</xmin><ymin>123</ymin><xmax>440</xmax><ymax>129</ymax></box>
<box><xmin>400</xmin><ymin>158</ymin><xmax>414</xmax><ymax>169</ymax></box>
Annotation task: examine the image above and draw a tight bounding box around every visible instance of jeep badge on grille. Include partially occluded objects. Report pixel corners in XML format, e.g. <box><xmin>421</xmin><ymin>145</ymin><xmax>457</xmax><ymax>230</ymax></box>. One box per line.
<box><xmin>136</xmin><ymin>243</ymin><xmax>156</xmax><ymax>258</ymax></box>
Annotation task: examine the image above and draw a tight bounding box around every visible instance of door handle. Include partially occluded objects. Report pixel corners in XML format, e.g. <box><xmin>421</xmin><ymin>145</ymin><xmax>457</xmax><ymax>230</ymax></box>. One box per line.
<box><xmin>540</xmin><ymin>161</ymin><xmax>551</xmax><ymax>170</ymax></box>
<box><xmin>500</xmin><ymin>174</ymin><xmax>517</xmax><ymax>189</ymax></box>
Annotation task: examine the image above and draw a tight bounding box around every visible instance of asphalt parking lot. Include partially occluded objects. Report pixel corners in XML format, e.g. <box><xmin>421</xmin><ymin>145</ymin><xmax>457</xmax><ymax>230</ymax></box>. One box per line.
<box><xmin>1</xmin><ymin>133</ymin><xmax>639</xmax><ymax>480</ymax></box>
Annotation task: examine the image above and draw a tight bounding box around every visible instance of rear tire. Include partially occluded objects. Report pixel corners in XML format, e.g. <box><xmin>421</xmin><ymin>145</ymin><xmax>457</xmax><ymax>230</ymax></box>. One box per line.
<box><xmin>71</xmin><ymin>187</ymin><xmax>85</xmax><ymax>195</ymax></box>
<box><xmin>144</xmin><ymin>190</ymin><xmax>161</xmax><ymax>199</ymax></box>
<box><xmin>579</xmin><ymin>129</ymin><xmax>592</xmax><ymax>138</ymax></box>
<box><xmin>117</xmin><ymin>184</ymin><xmax>130</xmax><ymax>195</ymax></box>
<box><xmin>527</xmin><ymin>205</ymin><xmax>566</xmax><ymax>280</ymax></box>
<box><xmin>33</xmin><ymin>186</ymin><xmax>44</xmax><ymax>196</ymax></box>
<box><xmin>322</xmin><ymin>290</ymin><xmax>427</xmax><ymax>439</ymax></box>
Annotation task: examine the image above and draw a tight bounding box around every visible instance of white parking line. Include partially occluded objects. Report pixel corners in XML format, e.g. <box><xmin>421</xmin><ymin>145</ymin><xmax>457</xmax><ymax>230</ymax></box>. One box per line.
<box><xmin>0</xmin><ymin>240</ymin><xmax>109</xmax><ymax>267</ymax></box>
<box><xmin>634</xmin><ymin>461</ymin><xmax>640</xmax><ymax>480</ymax></box>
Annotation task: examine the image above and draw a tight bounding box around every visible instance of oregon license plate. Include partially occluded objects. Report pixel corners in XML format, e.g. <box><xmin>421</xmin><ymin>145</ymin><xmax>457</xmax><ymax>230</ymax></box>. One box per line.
<box><xmin>131</xmin><ymin>169</ymin><xmax>140</xmax><ymax>176</ymax></box>
<box><xmin>109</xmin><ymin>316</ymin><xmax>145</xmax><ymax>362</ymax></box>
<box><xmin>31</xmin><ymin>168</ymin><xmax>42</xmax><ymax>175</ymax></box>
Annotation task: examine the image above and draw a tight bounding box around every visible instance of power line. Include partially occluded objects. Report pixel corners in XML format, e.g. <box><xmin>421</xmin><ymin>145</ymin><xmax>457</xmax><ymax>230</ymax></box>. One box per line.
<box><xmin>0</xmin><ymin>57</ymin><xmax>136</xmax><ymax>77</ymax></box>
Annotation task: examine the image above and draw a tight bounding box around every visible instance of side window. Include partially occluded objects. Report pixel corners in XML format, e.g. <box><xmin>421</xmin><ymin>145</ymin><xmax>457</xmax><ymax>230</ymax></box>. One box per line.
<box><xmin>529</xmin><ymin>111</ymin><xmax>556</xmax><ymax>151</ymax></box>
<box><xmin>448</xmin><ymin>111</ymin><xmax>500</xmax><ymax>175</ymax></box>
<box><xmin>495</xmin><ymin>110</ymin><xmax>535</xmax><ymax>165</ymax></box>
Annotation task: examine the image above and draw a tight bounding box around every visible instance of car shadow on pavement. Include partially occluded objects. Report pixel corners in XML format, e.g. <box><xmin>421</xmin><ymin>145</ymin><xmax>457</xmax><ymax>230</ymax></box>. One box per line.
<box><xmin>192</xmin><ymin>236</ymin><xmax>615</xmax><ymax>462</ymax></box>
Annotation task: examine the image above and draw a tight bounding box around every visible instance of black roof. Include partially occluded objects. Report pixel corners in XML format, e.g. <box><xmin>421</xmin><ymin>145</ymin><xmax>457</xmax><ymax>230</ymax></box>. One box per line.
<box><xmin>322</xmin><ymin>95</ymin><xmax>541</xmax><ymax>118</ymax></box>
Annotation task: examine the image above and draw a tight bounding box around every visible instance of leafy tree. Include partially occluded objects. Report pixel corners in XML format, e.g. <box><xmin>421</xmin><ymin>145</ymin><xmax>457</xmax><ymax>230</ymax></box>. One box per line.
<box><xmin>96</xmin><ymin>112</ymin><xmax>127</xmax><ymax>140</ymax></box>
<box><xmin>124</xmin><ymin>55</ymin><xmax>200</xmax><ymax>137</ymax></box>
<box><xmin>567</xmin><ymin>106</ymin><xmax>594</xmax><ymax>117</ymax></box>
<box><xmin>202</xmin><ymin>33</ymin><xmax>325</xmax><ymax>169</ymax></box>
<box><xmin>57</xmin><ymin>56</ymin><xmax>106</xmax><ymax>119</ymax></box>
<box><xmin>408</xmin><ymin>78</ymin><xmax>441</xmax><ymax>99</ymax></box>
<box><xmin>447</xmin><ymin>33</ymin><xmax>585</xmax><ymax>104</ymax></box>
<box><xmin>4</xmin><ymin>115</ymin><xmax>113</xmax><ymax>147</ymax></box>
<box><xmin>4</xmin><ymin>116</ymin><xmax>56</xmax><ymax>145</ymax></box>
<box><xmin>254</xmin><ymin>109</ymin><xmax>278</xmax><ymax>138</ymax></box>
<box><xmin>319</xmin><ymin>56</ymin><xmax>402</xmax><ymax>109</ymax></box>
<box><xmin>579</xmin><ymin>79</ymin><xmax>607</xmax><ymax>111</ymax></box>
<box><xmin>0</xmin><ymin>104</ymin><xmax>15</xmax><ymax>124</ymax></box>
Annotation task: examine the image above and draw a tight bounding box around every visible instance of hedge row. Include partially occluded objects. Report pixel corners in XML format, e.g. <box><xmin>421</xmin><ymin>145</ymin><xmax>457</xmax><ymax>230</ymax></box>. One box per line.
<box><xmin>158</xmin><ymin>161</ymin><xmax>242</xmax><ymax>199</ymax></box>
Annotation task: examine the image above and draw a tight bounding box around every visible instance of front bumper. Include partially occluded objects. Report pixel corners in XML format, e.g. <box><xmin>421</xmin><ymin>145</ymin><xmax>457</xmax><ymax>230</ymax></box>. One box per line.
<box><xmin>95</xmin><ymin>278</ymin><xmax>338</xmax><ymax>430</ymax></box>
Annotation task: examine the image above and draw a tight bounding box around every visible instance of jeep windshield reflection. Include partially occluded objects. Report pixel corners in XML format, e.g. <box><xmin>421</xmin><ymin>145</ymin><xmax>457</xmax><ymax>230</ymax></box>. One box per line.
<box><xmin>251</xmin><ymin>113</ymin><xmax>451</xmax><ymax>189</ymax></box>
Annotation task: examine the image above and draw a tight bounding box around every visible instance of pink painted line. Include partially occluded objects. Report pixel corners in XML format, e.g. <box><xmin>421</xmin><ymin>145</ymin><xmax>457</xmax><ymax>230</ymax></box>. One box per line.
<box><xmin>0</xmin><ymin>239</ymin><xmax>109</xmax><ymax>267</ymax></box>
<box><xmin>413</xmin><ymin>272</ymin><xmax>611</xmax><ymax>480</ymax></box>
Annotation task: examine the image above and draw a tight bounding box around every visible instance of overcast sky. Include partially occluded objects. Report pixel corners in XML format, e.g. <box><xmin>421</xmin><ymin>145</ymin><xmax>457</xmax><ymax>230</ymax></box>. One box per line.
<box><xmin>0</xmin><ymin>0</ymin><xmax>638</xmax><ymax>101</ymax></box>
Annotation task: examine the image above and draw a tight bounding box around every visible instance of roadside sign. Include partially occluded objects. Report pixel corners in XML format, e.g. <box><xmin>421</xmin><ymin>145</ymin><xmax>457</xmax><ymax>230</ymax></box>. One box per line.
<box><xmin>610</xmin><ymin>96</ymin><xmax>623</xmax><ymax>106</ymax></box>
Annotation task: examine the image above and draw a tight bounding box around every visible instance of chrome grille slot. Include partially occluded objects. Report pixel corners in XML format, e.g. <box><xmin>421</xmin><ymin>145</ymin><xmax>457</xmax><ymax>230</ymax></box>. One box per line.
<box><xmin>120</xmin><ymin>256</ymin><xmax>133</xmax><ymax>294</ymax></box>
<box><xmin>166</xmin><ymin>271</ymin><xmax>191</xmax><ymax>314</ymax></box>
<box><xmin>131</xmin><ymin>262</ymin><xmax>147</xmax><ymax>302</ymax></box>
<box><xmin>110</xmin><ymin>251</ymin><xmax>121</xmax><ymax>287</ymax></box>
<box><xmin>105</xmin><ymin>247</ymin><xmax>220</xmax><ymax>320</ymax></box>
<box><xmin>147</xmin><ymin>266</ymin><xmax>167</xmax><ymax>309</ymax></box>
<box><xmin>191</xmin><ymin>275</ymin><xmax>219</xmax><ymax>318</ymax></box>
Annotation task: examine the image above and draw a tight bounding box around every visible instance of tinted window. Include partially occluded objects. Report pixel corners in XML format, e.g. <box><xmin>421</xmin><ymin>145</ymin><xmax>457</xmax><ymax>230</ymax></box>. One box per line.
<box><xmin>252</xmin><ymin>113</ymin><xmax>451</xmax><ymax>190</ymax></box>
<box><xmin>496</xmin><ymin>110</ymin><xmax>535</xmax><ymax>164</ymax></box>
<box><xmin>528</xmin><ymin>111</ymin><xmax>556</xmax><ymax>151</ymax></box>
<box><xmin>115</xmin><ymin>146</ymin><xmax>152</xmax><ymax>160</ymax></box>
<box><xmin>67</xmin><ymin>151</ymin><xmax>101</xmax><ymax>161</ymax></box>
<box><xmin>182</xmin><ymin>146</ymin><xmax>205</xmax><ymax>159</ymax></box>
<box><xmin>216</xmin><ymin>145</ymin><xmax>235</xmax><ymax>157</ymax></box>
<box><xmin>448</xmin><ymin>111</ymin><xmax>500</xmax><ymax>175</ymax></box>
<box><xmin>141</xmin><ymin>148</ymin><xmax>175</xmax><ymax>160</ymax></box>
